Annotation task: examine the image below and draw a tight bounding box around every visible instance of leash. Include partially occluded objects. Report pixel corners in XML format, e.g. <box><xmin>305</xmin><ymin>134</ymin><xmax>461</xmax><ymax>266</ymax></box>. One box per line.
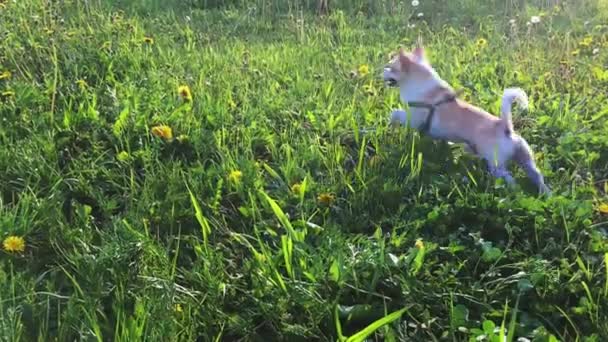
<box><xmin>406</xmin><ymin>88</ymin><xmax>465</xmax><ymax>134</ymax></box>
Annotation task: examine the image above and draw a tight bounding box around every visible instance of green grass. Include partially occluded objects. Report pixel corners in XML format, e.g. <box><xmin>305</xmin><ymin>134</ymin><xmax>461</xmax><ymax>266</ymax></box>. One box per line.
<box><xmin>1</xmin><ymin>0</ymin><xmax>608</xmax><ymax>340</ymax></box>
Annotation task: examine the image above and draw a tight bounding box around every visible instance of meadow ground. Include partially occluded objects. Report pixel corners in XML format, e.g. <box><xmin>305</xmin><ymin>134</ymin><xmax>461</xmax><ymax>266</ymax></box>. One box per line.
<box><xmin>1</xmin><ymin>0</ymin><xmax>608</xmax><ymax>340</ymax></box>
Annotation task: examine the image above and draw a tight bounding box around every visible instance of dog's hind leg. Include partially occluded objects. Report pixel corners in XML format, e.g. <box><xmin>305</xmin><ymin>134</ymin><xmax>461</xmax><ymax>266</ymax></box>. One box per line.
<box><xmin>521</xmin><ymin>160</ymin><xmax>550</xmax><ymax>194</ymax></box>
<box><xmin>513</xmin><ymin>139</ymin><xmax>551</xmax><ymax>195</ymax></box>
<box><xmin>463</xmin><ymin>143</ymin><xmax>478</xmax><ymax>155</ymax></box>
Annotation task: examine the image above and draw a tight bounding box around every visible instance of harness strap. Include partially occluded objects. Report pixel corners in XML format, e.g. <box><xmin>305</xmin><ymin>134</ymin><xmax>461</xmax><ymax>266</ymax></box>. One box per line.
<box><xmin>406</xmin><ymin>89</ymin><xmax>464</xmax><ymax>134</ymax></box>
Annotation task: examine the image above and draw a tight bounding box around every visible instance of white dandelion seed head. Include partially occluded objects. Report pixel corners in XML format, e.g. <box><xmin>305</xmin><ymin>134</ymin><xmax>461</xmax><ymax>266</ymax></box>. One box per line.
<box><xmin>530</xmin><ymin>16</ymin><xmax>541</xmax><ymax>24</ymax></box>
<box><xmin>593</xmin><ymin>48</ymin><xmax>600</xmax><ymax>55</ymax></box>
<box><xmin>417</xmin><ymin>12</ymin><xmax>424</xmax><ymax>18</ymax></box>
<box><xmin>509</xmin><ymin>19</ymin><xmax>516</xmax><ymax>25</ymax></box>
<box><xmin>411</xmin><ymin>0</ymin><xmax>419</xmax><ymax>7</ymax></box>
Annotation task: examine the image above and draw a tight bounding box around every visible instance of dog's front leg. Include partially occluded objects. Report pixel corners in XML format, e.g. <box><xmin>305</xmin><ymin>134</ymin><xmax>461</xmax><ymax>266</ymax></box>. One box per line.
<box><xmin>488</xmin><ymin>163</ymin><xmax>516</xmax><ymax>186</ymax></box>
<box><xmin>389</xmin><ymin>109</ymin><xmax>409</xmax><ymax>127</ymax></box>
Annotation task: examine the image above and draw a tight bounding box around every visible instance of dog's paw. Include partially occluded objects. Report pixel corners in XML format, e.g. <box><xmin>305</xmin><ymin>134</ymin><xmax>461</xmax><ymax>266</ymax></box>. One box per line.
<box><xmin>539</xmin><ymin>184</ymin><xmax>552</xmax><ymax>197</ymax></box>
<box><xmin>389</xmin><ymin>109</ymin><xmax>408</xmax><ymax>126</ymax></box>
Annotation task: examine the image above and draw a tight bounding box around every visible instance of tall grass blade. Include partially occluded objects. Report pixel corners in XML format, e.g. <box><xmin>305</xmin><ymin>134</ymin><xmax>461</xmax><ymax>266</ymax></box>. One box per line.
<box><xmin>334</xmin><ymin>306</ymin><xmax>345</xmax><ymax>341</ymax></box>
<box><xmin>186</xmin><ymin>183</ymin><xmax>211</xmax><ymax>252</ymax></box>
<box><xmin>59</xmin><ymin>266</ymin><xmax>103</xmax><ymax>342</ymax></box>
<box><xmin>259</xmin><ymin>190</ymin><xmax>299</xmax><ymax>241</ymax></box>
<box><xmin>281</xmin><ymin>234</ymin><xmax>294</xmax><ymax>279</ymax></box>
<box><xmin>345</xmin><ymin>307</ymin><xmax>407</xmax><ymax>342</ymax></box>
<box><xmin>506</xmin><ymin>294</ymin><xmax>520</xmax><ymax>342</ymax></box>
<box><xmin>604</xmin><ymin>252</ymin><xmax>608</xmax><ymax>298</ymax></box>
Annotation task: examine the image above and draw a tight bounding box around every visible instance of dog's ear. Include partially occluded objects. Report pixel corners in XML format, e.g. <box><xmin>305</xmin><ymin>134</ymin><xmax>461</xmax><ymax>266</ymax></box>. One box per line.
<box><xmin>412</xmin><ymin>46</ymin><xmax>425</xmax><ymax>60</ymax></box>
<box><xmin>398</xmin><ymin>48</ymin><xmax>412</xmax><ymax>68</ymax></box>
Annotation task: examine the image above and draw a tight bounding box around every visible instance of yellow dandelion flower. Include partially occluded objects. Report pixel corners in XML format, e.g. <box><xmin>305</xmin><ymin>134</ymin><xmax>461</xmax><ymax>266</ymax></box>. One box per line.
<box><xmin>178</xmin><ymin>85</ymin><xmax>192</xmax><ymax>102</ymax></box>
<box><xmin>176</xmin><ymin>134</ymin><xmax>189</xmax><ymax>143</ymax></box>
<box><xmin>598</xmin><ymin>203</ymin><xmax>608</xmax><ymax>214</ymax></box>
<box><xmin>552</xmin><ymin>5</ymin><xmax>561</xmax><ymax>14</ymax></box>
<box><xmin>175</xmin><ymin>303</ymin><xmax>183</xmax><ymax>313</ymax></box>
<box><xmin>116</xmin><ymin>151</ymin><xmax>130</xmax><ymax>162</ymax></box>
<box><xmin>571</xmin><ymin>49</ymin><xmax>580</xmax><ymax>56</ymax></box>
<box><xmin>228</xmin><ymin>98</ymin><xmax>237</xmax><ymax>109</ymax></box>
<box><xmin>228</xmin><ymin>170</ymin><xmax>243</xmax><ymax>183</ymax></box>
<box><xmin>579</xmin><ymin>36</ymin><xmax>593</xmax><ymax>48</ymax></box>
<box><xmin>143</xmin><ymin>36</ymin><xmax>154</xmax><ymax>44</ymax></box>
<box><xmin>415</xmin><ymin>238</ymin><xmax>424</xmax><ymax>249</ymax></box>
<box><xmin>476</xmin><ymin>38</ymin><xmax>488</xmax><ymax>48</ymax></box>
<box><xmin>363</xmin><ymin>83</ymin><xmax>376</xmax><ymax>95</ymax></box>
<box><xmin>76</xmin><ymin>79</ymin><xmax>88</xmax><ymax>89</ymax></box>
<box><xmin>369</xmin><ymin>155</ymin><xmax>382</xmax><ymax>167</ymax></box>
<box><xmin>317</xmin><ymin>192</ymin><xmax>335</xmax><ymax>206</ymax></box>
<box><xmin>3</xmin><ymin>236</ymin><xmax>25</xmax><ymax>253</ymax></box>
<box><xmin>0</xmin><ymin>71</ymin><xmax>11</xmax><ymax>80</ymax></box>
<box><xmin>151</xmin><ymin>125</ymin><xmax>173</xmax><ymax>140</ymax></box>
<box><xmin>358</xmin><ymin>64</ymin><xmax>369</xmax><ymax>76</ymax></box>
<box><xmin>291</xmin><ymin>183</ymin><xmax>302</xmax><ymax>195</ymax></box>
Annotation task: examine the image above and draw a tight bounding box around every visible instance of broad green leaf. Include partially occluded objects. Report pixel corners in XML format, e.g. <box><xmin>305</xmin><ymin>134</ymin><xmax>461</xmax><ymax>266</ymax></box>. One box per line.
<box><xmin>411</xmin><ymin>244</ymin><xmax>426</xmax><ymax>275</ymax></box>
<box><xmin>483</xmin><ymin>320</ymin><xmax>495</xmax><ymax>334</ymax></box>
<box><xmin>329</xmin><ymin>259</ymin><xmax>341</xmax><ymax>283</ymax></box>
<box><xmin>451</xmin><ymin>304</ymin><xmax>469</xmax><ymax>327</ymax></box>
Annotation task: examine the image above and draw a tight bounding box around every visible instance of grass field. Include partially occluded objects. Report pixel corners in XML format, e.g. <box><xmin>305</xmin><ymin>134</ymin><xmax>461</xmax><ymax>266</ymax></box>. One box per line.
<box><xmin>1</xmin><ymin>0</ymin><xmax>608</xmax><ymax>340</ymax></box>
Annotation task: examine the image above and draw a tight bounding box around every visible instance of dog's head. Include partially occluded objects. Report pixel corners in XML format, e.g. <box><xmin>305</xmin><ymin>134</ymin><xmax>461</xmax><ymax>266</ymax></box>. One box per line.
<box><xmin>382</xmin><ymin>46</ymin><xmax>434</xmax><ymax>87</ymax></box>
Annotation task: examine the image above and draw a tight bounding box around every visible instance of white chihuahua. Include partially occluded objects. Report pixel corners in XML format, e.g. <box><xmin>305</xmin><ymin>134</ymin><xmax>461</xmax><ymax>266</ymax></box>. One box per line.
<box><xmin>383</xmin><ymin>46</ymin><xmax>550</xmax><ymax>194</ymax></box>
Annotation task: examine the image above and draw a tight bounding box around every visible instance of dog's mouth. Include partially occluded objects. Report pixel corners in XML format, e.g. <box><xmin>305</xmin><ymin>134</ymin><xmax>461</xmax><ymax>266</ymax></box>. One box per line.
<box><xmin>382</xmin><ymin>68</ymin><xmax>398</xmax><ymax>87</ymax></box>
<box><xmin>385</xmin><ymin>78</ymin><xmax>398</xmax><ymax>87</ymax></box>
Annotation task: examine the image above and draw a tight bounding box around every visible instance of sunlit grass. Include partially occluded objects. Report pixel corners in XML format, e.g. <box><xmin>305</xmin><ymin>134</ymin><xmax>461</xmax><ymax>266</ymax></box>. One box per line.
<box><xmin>1</xmin><ymin>0</ymin><xmax>608</xmax><ymax>340</ymax></box>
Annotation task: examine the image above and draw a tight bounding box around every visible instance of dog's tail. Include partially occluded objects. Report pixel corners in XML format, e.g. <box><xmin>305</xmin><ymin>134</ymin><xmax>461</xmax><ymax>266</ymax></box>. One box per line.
<box><xmin>500</xmin><ymin>88</ymin><xmax>529</xmax><ymax>124</ymax></box>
